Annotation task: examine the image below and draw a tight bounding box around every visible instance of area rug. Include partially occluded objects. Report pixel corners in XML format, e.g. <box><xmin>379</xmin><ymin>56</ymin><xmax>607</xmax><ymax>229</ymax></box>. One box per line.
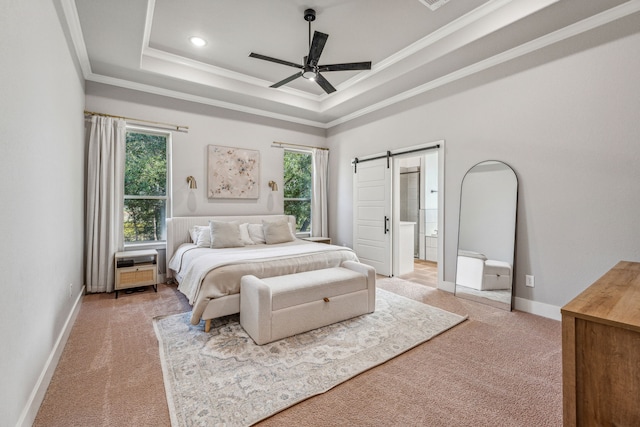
<box><xmin>153</xmin><ymin>288</ymin><xmax>467</xmax><ymax>427</ymax></box>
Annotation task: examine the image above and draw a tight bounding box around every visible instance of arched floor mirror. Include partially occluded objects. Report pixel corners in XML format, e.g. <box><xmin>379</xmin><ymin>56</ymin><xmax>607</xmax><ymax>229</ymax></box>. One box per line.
<box><xmin>455</xmin><ymin>160</ymin><xmax>518</xmax><ymax>310</ymax></box>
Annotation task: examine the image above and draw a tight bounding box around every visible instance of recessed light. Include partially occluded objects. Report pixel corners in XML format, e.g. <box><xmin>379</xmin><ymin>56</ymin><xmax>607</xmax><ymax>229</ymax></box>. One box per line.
<box><xmin>189</xmin><ymin>36</ymin><xmax>207</xmax><ymax>47</ymax></box>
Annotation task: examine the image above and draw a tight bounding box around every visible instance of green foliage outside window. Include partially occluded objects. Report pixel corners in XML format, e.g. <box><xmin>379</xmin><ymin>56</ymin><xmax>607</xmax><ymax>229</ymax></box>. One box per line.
<box><xmin>283</xmin><ymin>150</ymin><xmax>312</xmax><ymax>233</ymax></box>
<box><xmin>124</xmin><ymin>131</ymin><xmax>167</xmax><ymax>242</ymax></box>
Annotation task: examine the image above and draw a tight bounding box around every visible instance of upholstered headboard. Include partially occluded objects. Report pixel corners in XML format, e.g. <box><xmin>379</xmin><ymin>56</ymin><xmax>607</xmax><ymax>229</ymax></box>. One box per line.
<box><xmin>165</xmin><ymin>215</ymin><xmax>296</xmax><ymax>278</ymax></box>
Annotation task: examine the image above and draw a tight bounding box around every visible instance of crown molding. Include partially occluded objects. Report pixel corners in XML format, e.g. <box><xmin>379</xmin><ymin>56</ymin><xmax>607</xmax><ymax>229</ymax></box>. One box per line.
<box><xmin>326</xmin><ymin>0</ymin><xmax>640</xmax><ymax>128</ymax></box>
<box><xmin>59</xmin><ymin>0</ymin><xmax>92</xmax><ymax>77</ymax></box>
<box><xmin>140</xmin><ymin>47</ymin><xmax>321</xmax><ymax>102</ymax></box>
<box><xmin>137</xmin><ymin>0</ymin><xmax>525</xmax><ymax>107</ymax></box>
<box><xmin>85</xmin><ymin>73</ymin><xmax>329</xmax><ymax>129</ymax></box>
<box><xmin>61</xmin><ymin>0</ymin><xmax>640</xmax><ymax>130</ymax></box>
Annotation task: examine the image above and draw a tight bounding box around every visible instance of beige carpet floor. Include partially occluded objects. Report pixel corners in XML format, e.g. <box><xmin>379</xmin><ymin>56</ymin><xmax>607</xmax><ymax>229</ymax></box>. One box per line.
<box><xmin>34</xmin><ymin>276</ymin><xmax>562</xmax><ymax>426</ymax></box>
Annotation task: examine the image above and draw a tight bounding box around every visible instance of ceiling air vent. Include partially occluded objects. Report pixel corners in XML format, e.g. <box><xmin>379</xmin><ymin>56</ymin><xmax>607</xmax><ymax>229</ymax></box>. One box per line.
<box><xmin>418</xmin><ymin>0</ymin><xmax>451</xmax><ymax>11</ymax></box>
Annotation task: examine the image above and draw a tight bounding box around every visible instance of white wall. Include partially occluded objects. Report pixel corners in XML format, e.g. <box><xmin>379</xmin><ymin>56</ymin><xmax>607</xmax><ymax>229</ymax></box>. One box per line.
<box><xmin>85</xmin><ymin>82</ymin><xmax>327</xmax><ymax>218</ymax></box>
<box><xmin>327</xmin><ymin>14</ymin><xmax>640</xmax><ymax>309</ymax></box>
<box><xmin>0</xmin><ymin>1</ymin><xmax>86</xmax><ymax>425</ymax></box>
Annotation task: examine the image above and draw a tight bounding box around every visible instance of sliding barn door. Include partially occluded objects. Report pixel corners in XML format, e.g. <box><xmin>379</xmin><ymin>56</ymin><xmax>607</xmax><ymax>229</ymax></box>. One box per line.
<box><xmin>353</xmin><ymin>158</ymin><xmax>392</xmax><ymax>276</ymax></box>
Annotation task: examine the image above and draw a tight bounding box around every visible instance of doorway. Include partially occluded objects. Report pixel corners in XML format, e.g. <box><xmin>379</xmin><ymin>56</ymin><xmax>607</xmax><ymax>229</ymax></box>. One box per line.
<box><xmin>393</xmin><ymin>149</ymin><xmax>439</xmax><ymax>283</ymax></box>
<box><xmin>397</xmin><ymin>151</ymin><xmax>439</xmax><ymax>262</ymax></box>
<box><xmin>352</xmin><ymin>141</ymin><xmax>443</xmax><ymax>286</ymax></box>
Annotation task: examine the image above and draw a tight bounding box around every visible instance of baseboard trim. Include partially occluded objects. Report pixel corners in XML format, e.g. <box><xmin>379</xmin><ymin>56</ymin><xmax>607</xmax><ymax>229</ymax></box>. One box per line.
<box><xmin>440</xmin><ymin>281</ymin><xmax>561</xmax><ymax>321</ymax></box>
<box><xmin>514</xmin><ymin>296</ymin><xmax>561</xmax><ymax>321</ymax></box>
<box><xmin>17</xmin><ymin>286</ymin><xmax>85</xmax><ymax>427</ymax></box>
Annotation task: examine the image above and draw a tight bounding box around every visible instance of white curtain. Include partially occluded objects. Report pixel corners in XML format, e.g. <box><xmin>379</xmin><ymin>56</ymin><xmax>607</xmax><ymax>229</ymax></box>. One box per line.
<box><xmin>311</xmin><ymin>148</ymin><xmax>329</xmax><ymax>237</ymax></box>
<box><xmin>85</xmin><ymin>116</ymin><xmax>126</xmax><ymax>293</ymax></box>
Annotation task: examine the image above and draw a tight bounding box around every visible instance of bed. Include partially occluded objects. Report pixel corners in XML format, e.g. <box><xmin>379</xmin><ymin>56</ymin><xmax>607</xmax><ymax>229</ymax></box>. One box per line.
<box><xmin>166</xmin><ymin>215</ymin><xmax>360</xmax><ymax>331</ymax></box>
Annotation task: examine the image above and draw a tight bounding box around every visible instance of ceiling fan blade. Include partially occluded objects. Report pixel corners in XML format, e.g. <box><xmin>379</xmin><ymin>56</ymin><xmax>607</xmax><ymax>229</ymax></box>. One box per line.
<box><xmin>315</xmin><ymin>72</ymin><xmax>336</xmax><ymax>94</ymax></box>
<box><xmin>306</xmin><ymin>31</ymin><xmax>328</xmax><ymax>67</ymax></box>
<box><xmin>270</xmin><ymin>71</ymin><xmax>304</xmax><ymax>88</ymax></box>
<box><xmin>249</xmin><ymin>53</ymin><xmax>303</xmax><ymax>69</ymax></box>
<box><xmin>318</xmin><ymin>61</ymin><xmax>372</xmax><ymax>72</ymax></box>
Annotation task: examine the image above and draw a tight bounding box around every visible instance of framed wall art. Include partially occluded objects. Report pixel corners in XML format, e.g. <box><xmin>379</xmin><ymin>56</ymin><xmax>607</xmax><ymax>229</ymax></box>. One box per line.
<box><xmin>207</xmin><ymin>145</ymin><xmax>260</xmax><ymax>199</ymax></box>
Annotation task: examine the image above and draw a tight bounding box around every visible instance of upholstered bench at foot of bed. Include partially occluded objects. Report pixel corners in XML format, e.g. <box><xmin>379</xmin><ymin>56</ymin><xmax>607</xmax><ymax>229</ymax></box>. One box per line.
<box><xmin>240</xmin><ymin>261</ymin><xmax>376</xmax><ymax>345</ymax></box>
<box><xmin>482</xmin><ymin>260</ymin><xmax>512</xmax><ymax>290</ymax></box>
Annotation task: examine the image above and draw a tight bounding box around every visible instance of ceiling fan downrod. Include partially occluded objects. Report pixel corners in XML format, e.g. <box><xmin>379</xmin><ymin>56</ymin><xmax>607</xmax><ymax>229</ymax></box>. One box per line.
<box><xmin>304</xmin><ymin>8</ymin><xmax>316</xmax><ymax>50</ymax></box>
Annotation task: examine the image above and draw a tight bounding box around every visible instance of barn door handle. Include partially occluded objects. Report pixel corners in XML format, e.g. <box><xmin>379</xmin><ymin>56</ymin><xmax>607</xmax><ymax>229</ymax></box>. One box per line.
<box><xmin>384</xmin><ymin>216</ymin><xmax>389</xmax><ymax>234</ymax></box>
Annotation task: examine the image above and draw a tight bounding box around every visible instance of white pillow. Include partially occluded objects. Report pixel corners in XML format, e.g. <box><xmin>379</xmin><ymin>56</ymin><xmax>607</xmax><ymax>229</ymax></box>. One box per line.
<box><xmin>209</xmin><ymin>220</ymin><xmax>245</xmax><ymax>249</ymax></box>
<box><xmin>238</xmin><ymin>223</ymin><xmax>255</xmax><ymax>245</ymax></box>
<box><xmin>247</xmin><ymin>223</ymin><xmax>266</xmax><ymax>244</ymax></box>
<box><xmin>189</xmin><ymin>226</ymin><xmax>198</xmax><ymax>243</ymax></box>
<box><xmin>190</xmin><ymin>225</ymin><xmax>211</xmax><ymax>247</ymax></box>
<box><xmin>262</xmin><ymin>218</ymin><xmax>296</xmax><ymax>244</ymax></box>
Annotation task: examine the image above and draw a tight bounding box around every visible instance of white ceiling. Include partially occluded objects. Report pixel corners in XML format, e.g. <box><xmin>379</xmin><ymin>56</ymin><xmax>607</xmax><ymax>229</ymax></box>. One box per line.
<box><xmin>65</xmin><ymin>0</ymin><xmax>638</xmax><ymax>128</ymax></box>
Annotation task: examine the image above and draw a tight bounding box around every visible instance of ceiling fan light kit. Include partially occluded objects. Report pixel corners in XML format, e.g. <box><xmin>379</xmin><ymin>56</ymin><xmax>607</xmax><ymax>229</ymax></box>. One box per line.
<box><xmin>249</xmin><ymin>8</ymin><xmax>371</xmax><ymax>94</ymax></box>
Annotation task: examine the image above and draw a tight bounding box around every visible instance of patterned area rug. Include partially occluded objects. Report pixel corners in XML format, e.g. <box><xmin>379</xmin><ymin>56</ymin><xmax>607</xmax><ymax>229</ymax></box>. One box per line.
<box><xmin>153</xmin><ymin>288</ymin><xmax>467</xmax><ymax>427</ymax></box>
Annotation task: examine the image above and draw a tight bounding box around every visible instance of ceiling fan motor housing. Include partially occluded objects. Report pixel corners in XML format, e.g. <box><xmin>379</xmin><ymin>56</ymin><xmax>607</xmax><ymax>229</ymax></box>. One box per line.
<box><xmin>304</xmin><ymin>9</ymin><xmax>316</xmax><ymax>22</ymax></box>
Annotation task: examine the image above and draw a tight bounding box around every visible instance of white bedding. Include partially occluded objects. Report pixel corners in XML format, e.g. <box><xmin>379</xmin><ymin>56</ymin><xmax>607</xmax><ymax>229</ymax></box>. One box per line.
<box><xmin>169</xmin><ymin>239</ymin><xmax>359</xmax><ymax>324</ymax></box>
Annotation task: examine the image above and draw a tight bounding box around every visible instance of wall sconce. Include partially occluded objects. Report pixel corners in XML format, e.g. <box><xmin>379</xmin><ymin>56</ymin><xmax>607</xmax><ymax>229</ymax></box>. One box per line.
<box><xmin>268</xmin><ymin>180</ymin><xmax>278</xmax><ymax>191</ymax></box>
<box><xmin>186</xmin><ymin>176</ymin><xmax>197</xmax><ymax>189</ymax></box>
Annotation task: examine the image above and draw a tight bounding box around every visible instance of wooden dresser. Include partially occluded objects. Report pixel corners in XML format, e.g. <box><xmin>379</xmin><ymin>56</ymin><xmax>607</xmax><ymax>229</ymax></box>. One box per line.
<box><xmin>561</xmin><ymin>261</ymin><xmax>640</xmax><ymax>426</ymax></box>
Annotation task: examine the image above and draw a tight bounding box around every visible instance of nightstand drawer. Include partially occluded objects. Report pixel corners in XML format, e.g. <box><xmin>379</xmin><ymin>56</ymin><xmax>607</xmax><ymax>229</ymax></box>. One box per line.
<box><xmin>116</xmin><ymin>266</ymin><xmax>157</xmax><ymax>289</ymax></box>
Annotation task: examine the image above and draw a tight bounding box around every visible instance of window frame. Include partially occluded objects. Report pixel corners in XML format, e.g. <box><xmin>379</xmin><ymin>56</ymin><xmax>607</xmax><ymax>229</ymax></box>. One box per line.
<box><xmin>283</xmin><ymin>148</ymin><xmax>313</xmax><ymax>237</ymax></box>
<box><xmin>123</xmin><ymin>125</ymin><xmax>172</xmax><ymax>249</ymax></box>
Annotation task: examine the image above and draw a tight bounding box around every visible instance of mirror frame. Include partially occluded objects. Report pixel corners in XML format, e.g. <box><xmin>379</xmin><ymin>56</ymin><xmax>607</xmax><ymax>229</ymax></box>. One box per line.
<box><xmin>454</xmin><ymin>160</ymin><xmax>518</xmax><ymax>310</ymax></box>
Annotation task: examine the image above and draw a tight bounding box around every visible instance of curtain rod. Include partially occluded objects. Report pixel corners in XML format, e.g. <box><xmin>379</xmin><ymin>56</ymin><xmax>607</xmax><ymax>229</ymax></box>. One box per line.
<box><xmin>84</xmin><ymin>110</ymin><xmax>189</xmax><ymax>132</ymax></box>
<box><xmin>271</xmin><ymin>141</ymin><xmax>329</xmax><ymax>151</ymax></box>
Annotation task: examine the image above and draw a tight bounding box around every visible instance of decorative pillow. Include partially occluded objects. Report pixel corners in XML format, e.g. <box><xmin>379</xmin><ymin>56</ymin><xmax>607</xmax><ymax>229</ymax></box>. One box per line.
<box><xmin>189</xmin><ymin>227</ymin><xmax>198</xmax><ymax>243</ymax></box>
<box><xmin>209</xmin><ymin>220</ymin><xmax>244</xmax><ymax>249</ymax></box>
<box><xmin>262</xmin><ymin>218</ymin><xmax>296</xmax><ymax>244</ymax></box>
<box><xmin>191</xmin><ymin>225</ymin><xmax>211</xmax><ymax>247</ymax></box>
<box><xmin>238</xmin><ymin>223</ymin><xmax>255</xmax><ymax>245</ymax></box>
<box><xmin>247</xmin><ymin>223</ymin><xmax>266</xmax><ymax>244</ymax></box>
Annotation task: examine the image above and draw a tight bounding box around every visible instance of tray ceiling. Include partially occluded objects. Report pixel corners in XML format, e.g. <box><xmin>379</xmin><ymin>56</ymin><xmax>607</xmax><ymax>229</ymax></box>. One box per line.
<box><xmin>64</xmin><ymin>0</ymin><xmax>638</xmax><ymax>128</ymax></box>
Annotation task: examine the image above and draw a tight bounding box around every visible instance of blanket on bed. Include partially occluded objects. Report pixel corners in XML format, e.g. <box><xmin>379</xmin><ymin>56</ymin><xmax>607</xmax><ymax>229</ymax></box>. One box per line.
<box><xmin>169</xmin><ymin>240</ymin><xmax>359</xmax><ymax>324</ymax></box>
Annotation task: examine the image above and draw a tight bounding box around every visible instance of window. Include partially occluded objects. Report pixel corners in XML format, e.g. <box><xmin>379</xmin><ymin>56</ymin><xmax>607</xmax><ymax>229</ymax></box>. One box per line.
<box><xmin>124</xmin><ymin>128</ymin><xmax>169</xmax><ymax>244</ymax></box>
<box><xmin>283</xmin><ymin>149</ymin><xmax>312</xmax><ymax>234</ymax></box>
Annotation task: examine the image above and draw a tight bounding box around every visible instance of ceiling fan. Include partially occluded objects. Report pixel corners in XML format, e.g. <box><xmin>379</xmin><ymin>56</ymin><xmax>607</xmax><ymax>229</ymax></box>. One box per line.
<box><xmin>249</xmin><ymin>8</ymin><xmax>372</xmax><ymax>94</ymax></box>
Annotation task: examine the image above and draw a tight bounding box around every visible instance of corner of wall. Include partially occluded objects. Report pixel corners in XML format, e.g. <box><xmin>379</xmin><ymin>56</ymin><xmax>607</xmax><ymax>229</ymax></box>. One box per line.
<box><xmin>16</xmin><ymin>287</ymin><xmax>84</xmax><ymax>427</ymax></box>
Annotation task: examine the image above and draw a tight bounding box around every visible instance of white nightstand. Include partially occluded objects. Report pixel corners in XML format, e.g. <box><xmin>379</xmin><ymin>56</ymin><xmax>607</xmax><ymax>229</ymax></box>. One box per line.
<box><xmin>114</xmin><ymin>249</ymin><xmax>158</xmax><ymax>299</ymax></box>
